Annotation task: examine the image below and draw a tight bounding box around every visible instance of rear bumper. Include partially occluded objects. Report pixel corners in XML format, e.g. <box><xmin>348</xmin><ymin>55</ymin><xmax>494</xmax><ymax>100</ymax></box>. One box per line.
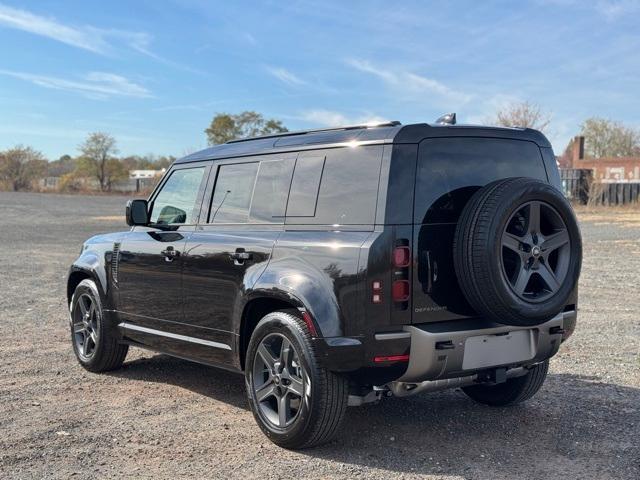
<box><xmin>312</xmin><ymin>309</ymin><xmax>577</xmax><ymax>385</ymax></box>
<box><xmin>398</xmin><ymin>311</ymin><xmax>576</xmax><ymax>382</ymax></box>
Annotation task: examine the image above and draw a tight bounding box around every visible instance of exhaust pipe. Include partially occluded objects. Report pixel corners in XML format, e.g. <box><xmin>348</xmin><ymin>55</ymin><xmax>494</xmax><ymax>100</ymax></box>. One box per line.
<box><xmin>387</xmin><ymin>367</ymin><xmax>527</xmax><ymax>398</ymax></box>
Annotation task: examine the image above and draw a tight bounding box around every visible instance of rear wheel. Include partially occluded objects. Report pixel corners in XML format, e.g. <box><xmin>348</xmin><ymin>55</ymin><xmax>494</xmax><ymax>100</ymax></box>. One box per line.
<box><xmin>462</xmin><ymin>361</ymin><xmax>549</xmax><ymax>406</ymax></box>
<box><xmin>245</xmin><ymin>310</ymin><xmax>348</xmax><ymax>449</ymax></box>
<box><xmin>70</xmin><ymin>279</ymin><xmax>128</xmax><ymax>372</ymax></box>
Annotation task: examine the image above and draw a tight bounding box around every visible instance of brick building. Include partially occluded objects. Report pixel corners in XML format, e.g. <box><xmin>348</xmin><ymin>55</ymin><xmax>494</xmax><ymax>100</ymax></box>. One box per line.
<box><xmin>565</xmin><ymin>136</ymin><xmax>640</xmax><ymax>182</ymax></box>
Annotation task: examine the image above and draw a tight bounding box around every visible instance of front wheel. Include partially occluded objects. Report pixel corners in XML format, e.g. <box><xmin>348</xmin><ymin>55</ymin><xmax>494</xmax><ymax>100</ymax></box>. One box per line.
<box><xmin>69</xmin><ymin>279</ymin><xmax>128</xmax><ymax>372</ymax></box>
<box><xmin>462</xmin><ymin>361</ymin><xmax>549</xmax><ymax>406</ymax></box>
<box><xmin>245</xmin><ymin>310</ymin><xmax>349</xmax><ymax>449</ymax></box>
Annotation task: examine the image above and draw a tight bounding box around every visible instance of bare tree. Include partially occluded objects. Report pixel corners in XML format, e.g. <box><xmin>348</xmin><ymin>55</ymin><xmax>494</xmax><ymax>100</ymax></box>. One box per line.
<box><xmin>77</xmin><ymin>132</ymin><xmax>125</xmax><ymax>191</ymax></box>
<box><xmin>580</xmin><ymin>117</ymin><xmax>640</xmax><ymax>158</ymax></box>
<box><xmin>491</xmin><ymin>101</ymin><xmax>551</xmax><ymax>133</ymax></box>
<box><xmin>0</xmin><ymin>145</ymin><xmax>47</xmax><ymax>191</ymax></box>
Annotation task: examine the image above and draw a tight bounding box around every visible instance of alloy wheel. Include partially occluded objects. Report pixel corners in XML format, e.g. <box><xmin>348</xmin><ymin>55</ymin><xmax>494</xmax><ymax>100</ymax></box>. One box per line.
<box><xmin>72</xmin><ymin>293</ymin><xmax>99</xmax><ymax>360</ymax></box>
<box><xmin>501</xmin><ymin>201</ymin><xmax>571</xmax><ymax>302</ymax></box>
<box><xmin>252</xmin><ymin>333</ymin><xmax>307</xmax><ymax>429</ymax></box>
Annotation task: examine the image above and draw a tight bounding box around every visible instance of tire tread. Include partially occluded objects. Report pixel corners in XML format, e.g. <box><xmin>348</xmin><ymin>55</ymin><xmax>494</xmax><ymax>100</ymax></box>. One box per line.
<box><xmin>462</xmin><ymin>360</ymin><xmax>549</xmax><ymax>406</ymax></box>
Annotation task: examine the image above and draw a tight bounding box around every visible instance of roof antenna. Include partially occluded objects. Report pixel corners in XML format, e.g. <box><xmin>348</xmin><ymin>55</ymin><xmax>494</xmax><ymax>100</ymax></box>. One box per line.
<box><xmin>435</xmin><ymin>112</ymin><xmax>456</xmax><ymax>125</ymax></box>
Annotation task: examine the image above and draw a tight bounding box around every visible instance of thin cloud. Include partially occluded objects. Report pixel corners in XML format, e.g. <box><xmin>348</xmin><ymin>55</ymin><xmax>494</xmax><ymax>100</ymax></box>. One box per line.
<box><xmin>0</xmin><ymin>3</ymin><xmax>145</xmax><ymax>54</ymax></box>
<box><xmin>266</xmin><ymin>66</ymin><xmax>307</xmax><ymax>86</ymax></box>
<box><xmin>0</xmin><ymin>3</ymin><xmax>104</xmax><ymax>52</ymax></box>
<box><xmin>596</xmin><ymin>0</ymin><xmax>640</xmax><ymax>20</ymax></box>
<box><xmin>347</xmin><ymin>58</ymin><xmax>473</xmax><ymax>106</ymax></box>
<box><xmin>536</xmin><ymin>0</ymin><xmax>640</xmax><ymax>20</ymax></box>
<box><xmin>301</xmin><ymin>109</ymin><xmax>387</xmax><ymax>127</ymax></box>
<box><xmin>0</xmin><ymin>69</ymin><xmax>152</xmax><ymax>99</ymax></box>
<box><xmin>0</xmin><ymin>2</ymin><xmax>200</xmax><ymax>73</ymax></box>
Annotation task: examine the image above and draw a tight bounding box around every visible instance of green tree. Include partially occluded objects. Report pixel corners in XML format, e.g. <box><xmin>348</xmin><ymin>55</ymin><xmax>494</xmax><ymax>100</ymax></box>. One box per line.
<box><xmin>0</xmin><ymin>145</ymin><xmax>47</xmax><ymax>191</ymax></box>
<box><xmin>491</xmin><ymin>101</ymin><xmax>551</xmax><ymax>133</ymax></box>
<box><xmin>580</xmin><ymin>117</ymin><xmax>640</xmax><ymax>158</ymax></box>
<box><xmin>76</xmin><ymin>132</ymin><xmax>126</xmax><ymax>191</ymax></box>
<box><xmin>205</xmin><ymin>111</ymin><xmax>288</xmax><ymax>145</ymax></box>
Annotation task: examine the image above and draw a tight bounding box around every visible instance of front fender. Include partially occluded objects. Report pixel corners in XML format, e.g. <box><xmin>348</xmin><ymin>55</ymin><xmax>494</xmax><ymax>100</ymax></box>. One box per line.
<box><xmin>67</xmin><ymin>231</ymin><xmax>126</xmax><ymax>306</ymax></box>
<box><xmin>248</xmin><ymin>256</ymin><xmax>342</xmax><ymax>337</ymax></box>
<box><xmin>69</xmin><ymin>251</ymin><xmax>107</xmax><ymax>297</ymax></box>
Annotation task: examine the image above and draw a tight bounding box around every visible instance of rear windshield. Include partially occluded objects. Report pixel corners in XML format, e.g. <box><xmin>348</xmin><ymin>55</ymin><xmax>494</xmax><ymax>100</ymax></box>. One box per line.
<box><xmin>414</xmin><ymin>137</ymin><xmax>547</xmax><ymax>224</ymax></box>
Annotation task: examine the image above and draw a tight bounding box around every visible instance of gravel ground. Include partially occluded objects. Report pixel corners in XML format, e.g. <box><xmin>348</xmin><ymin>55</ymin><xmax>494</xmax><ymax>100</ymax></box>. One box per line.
<box><xmin>0</xmin><ymin>191</ymin><xmax>638</xmax><ymax>480</ymax></box>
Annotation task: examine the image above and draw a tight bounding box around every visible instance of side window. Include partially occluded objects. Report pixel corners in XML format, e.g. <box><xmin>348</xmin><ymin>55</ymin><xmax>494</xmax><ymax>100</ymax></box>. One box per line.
<box><xmin>150</xmin><ymin>167</ymin><xmax>206</xmax><ymax>225</ymax></box>
<box><xmin>286</xmin><ymin>146</ymin><xmax>383</xmax><ymax>225</ymax></box>
<box><xmin>286</xmin><ymin>155</ymin><xmax>325</xmax><ymax>217</ymax></box>
<box><xmin>209</xmin><ymin>162</ymin><xmax>259</xmax><ymax>224</ymax></box>
<box><xmin>250</xmin><ymin>158</ymin><xmax>295</xmax><ymax>223</ymax></box>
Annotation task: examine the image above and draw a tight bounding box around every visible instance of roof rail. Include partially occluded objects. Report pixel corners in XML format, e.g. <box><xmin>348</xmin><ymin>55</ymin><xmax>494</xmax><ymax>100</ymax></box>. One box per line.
<box><xmin>226</xmin><ymin>120</ymin><xmax>402</xmax><ymax>144</ymax></box>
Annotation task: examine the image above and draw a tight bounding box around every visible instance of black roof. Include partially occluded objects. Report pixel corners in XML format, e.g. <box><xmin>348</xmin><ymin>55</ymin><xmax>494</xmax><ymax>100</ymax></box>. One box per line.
<box><xmin>175</xmin><ymin>122</ymin><xmax>551</xmax><ymax>164</ymax></box>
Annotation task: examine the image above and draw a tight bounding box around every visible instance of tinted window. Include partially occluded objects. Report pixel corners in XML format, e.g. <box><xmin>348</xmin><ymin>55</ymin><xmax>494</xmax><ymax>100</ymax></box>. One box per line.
<box><xmin>286</xmin><ymin>145</ymin><xmax>383</xmax><ymax>225</ymax></box>
<box><xmin>287</xmin><ymin>155</ymin><xmax>325</xmax><ymax>217</ymax></box>
<box><xmin>250</xmin><ymin>158</ymin><xmax>295</xmax><ymax>223</ymax></box>
<box><xmin>209</xmin><ymin>162</ymin><xmax>259</xmax><ymax>224</ymax></box>
<box><xmin>415</xmin><ymin>138</ymin><xmax>547</xmax><ymax>224</ymax></box>
<box><xmin>150</xmin><ymin>167</ymin><xmax>205</xmax><ymax>225</ymax></box>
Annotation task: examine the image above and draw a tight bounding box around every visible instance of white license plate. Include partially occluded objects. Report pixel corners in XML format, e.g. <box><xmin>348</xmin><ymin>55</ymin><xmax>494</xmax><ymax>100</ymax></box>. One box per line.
<box><xmin>462</xmin><ymin>330</ymin><xmax>535</xmax><ymax>370</ymax></box>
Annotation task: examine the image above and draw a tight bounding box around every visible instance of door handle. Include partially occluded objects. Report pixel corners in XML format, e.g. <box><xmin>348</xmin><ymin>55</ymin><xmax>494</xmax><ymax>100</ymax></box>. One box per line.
<box><xmin>230</xmin><ymin>248</ymin><xmax>252</xmax><ymax>264</ymax></box>
<box><xmin>161</xmin><ymin>246</ymin><xmax>180</xmax><ymax>262</ymax></box>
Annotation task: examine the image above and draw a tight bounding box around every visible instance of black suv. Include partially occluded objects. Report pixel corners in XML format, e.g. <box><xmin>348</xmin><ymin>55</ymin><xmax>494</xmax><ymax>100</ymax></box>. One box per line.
<box><xmin>67</xmin><ymin>120</ymin><xmax>582</xmax><ymax>449</ymax></box>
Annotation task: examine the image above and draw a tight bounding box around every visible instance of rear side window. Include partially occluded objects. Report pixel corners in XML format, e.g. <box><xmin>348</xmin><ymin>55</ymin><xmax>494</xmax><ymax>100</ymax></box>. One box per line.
<box><xmin>250</xmin><ymin>158</ymin><xmax>295</xmax><ymax>223</ymax></box>
<box><xmin>286</xmin><ymin>155</ymin><xmax>325</xmax><ymax>217</ymax></box>
<box><xmin>415</xmin><ymin>138</ymin><xmax>547</xmax><ymax>224</ymax></box>
<box><xmin>209</xmin><ymin>162</ymin><xmax>259</xmax><ymax>224</ymax></box>
<box><xmin>286</xmin><ymin>145</ymin><xmax>383</xmax><ymax>226</ymax></box>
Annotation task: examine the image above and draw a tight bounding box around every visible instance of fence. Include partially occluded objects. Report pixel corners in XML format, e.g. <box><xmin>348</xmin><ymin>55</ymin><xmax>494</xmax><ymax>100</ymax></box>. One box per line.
<box><xmin>560</xmin><ymin>169</ymin><xmax>591</xmax><ymax>204</ymax></box>
<box><xmin>560</xmin><ymin>168</ymin><xmax>640</xmax><ymax>206</ymax></box>
<box><xmin>588</xmin><ymin>182</ymin><xmax>640</xmax><ymax>206</ymax></box>
<box><xmin>39</xmin><ymin>176</ymin><xmax>159</xmax><ymax>193</ymax></box>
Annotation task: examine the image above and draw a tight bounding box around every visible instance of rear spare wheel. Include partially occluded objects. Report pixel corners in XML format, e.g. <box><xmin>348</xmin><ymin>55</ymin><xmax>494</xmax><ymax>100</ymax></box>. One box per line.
<box><xmin>453</xmin><ymin>177</ymin><xmax>581</xmax><ymax>327</ymax></box>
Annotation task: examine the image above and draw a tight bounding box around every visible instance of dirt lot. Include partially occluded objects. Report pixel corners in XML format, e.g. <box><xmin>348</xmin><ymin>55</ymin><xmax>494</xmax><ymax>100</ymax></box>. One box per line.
<box><xmin>1</xmin><ymin>192</ymin><xmax>638</xmax><ymax>479</ymax></box>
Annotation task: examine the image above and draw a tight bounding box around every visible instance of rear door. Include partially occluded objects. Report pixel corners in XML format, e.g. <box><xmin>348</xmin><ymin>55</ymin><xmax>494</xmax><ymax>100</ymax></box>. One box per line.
<box><xmin>412</xmin><ymin>137</ymin><xmax>549</xmax><ymax>323</ymax></box>
<box><xmin>180</xmin><ymin>154</ymin><xmax>296</xmax><ymax>365</ymax></box>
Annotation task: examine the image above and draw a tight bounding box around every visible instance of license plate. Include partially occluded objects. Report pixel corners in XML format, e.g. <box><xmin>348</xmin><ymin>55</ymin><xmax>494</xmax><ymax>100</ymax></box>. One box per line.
<box><xmin>462</xmin><ymin>330</ymin><xmax>535</xmax><ymax>370</ymax></box>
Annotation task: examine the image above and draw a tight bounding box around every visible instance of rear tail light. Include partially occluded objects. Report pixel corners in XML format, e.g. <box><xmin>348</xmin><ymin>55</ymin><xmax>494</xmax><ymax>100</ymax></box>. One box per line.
<box><xmin>374</xmin><ymin>354</ymin><xmax>410</xmax><ymax>363</ymax></box>
<box><xmin>393</xmin><ymin>246</ymin><xmax>411</xmax><ymax>267</ymax></box>
<box><xmin>372</xmin><ymin>241</ymin><xmax>412</xmax><ymax>307</ymax></box>
<box><xmin>392</xmin><ymin>280</ymin><xmax>410</xmax><ymax>302</ymax></box>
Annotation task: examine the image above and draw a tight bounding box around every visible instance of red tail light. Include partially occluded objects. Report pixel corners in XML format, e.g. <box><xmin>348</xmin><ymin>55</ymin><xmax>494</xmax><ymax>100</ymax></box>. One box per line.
<box><xmin>374</xmin><ymin>354</ymin><xmax>410</xmax><ymax>363</ymax></box>
<box><xmin>392</xmin><ymin>280</ymin><xmax>410</xmax><ymax>302</ymax></box>
<box><xmin>393</xmin><ymin>246</ymin><xmax>411</xmax><ymax>267</ymax></box>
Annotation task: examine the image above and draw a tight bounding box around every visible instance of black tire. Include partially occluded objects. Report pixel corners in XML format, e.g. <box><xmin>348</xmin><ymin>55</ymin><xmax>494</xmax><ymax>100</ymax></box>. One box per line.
<box><xmin>245</xmin><ymin>310</ymin><xmax>348</xmax><ymax>449</ymax></box>
<box><xmin>453</xmin><ymin>177</ymin><xmax>582</xmax><ymax>326</ymax></box>
<box><xmin>69</xmin><ymin>279</ymin><xmax>128</xmax><ymax>372</ymax></box>
<box><xmin>462</xmin><ymin>360</ymin><xmax>549</xmax><ymax>406</ymax></box>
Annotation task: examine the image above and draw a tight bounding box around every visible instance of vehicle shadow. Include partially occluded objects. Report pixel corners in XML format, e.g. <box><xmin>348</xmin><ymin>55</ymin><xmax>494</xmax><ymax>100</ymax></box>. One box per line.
<box><xmin>109</xmin><ymin>355</ymin><xmax>640</xmax><ymax>479</ymax></box>
<box><xmin>109</xmin><ymin>354</ymin><xmax>248</xmax><ymax>410</ymax></box>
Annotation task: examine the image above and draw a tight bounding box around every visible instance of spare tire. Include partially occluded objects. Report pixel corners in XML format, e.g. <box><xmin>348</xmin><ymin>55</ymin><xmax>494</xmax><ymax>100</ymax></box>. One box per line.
<box><xmin>453</xmin><ymin>177</ymin><xmax>582</xmax><ymax>326</ymax></box>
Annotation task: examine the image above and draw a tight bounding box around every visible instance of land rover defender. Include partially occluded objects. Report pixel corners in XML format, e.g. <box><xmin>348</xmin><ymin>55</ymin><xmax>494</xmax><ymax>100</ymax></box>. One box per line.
<box><xmin>67</xmin><ymin>119</ymin><xmax>582</xmax><ymax>448</ymax></box>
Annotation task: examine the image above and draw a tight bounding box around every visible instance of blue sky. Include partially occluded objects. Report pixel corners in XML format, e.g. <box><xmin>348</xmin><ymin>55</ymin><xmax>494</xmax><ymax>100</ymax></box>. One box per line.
<box><xmin>1</xmin><ymin>0</ymin><xmax>639</xmax><ymax>159</ymax></box>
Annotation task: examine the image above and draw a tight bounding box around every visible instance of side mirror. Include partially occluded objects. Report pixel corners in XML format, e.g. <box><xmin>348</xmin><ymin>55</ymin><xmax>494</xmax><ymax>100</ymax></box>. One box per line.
<box><xmin>126</xmin><ymin>199</ymin><xmax>149</xmax><ymax>226</ymax></box>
